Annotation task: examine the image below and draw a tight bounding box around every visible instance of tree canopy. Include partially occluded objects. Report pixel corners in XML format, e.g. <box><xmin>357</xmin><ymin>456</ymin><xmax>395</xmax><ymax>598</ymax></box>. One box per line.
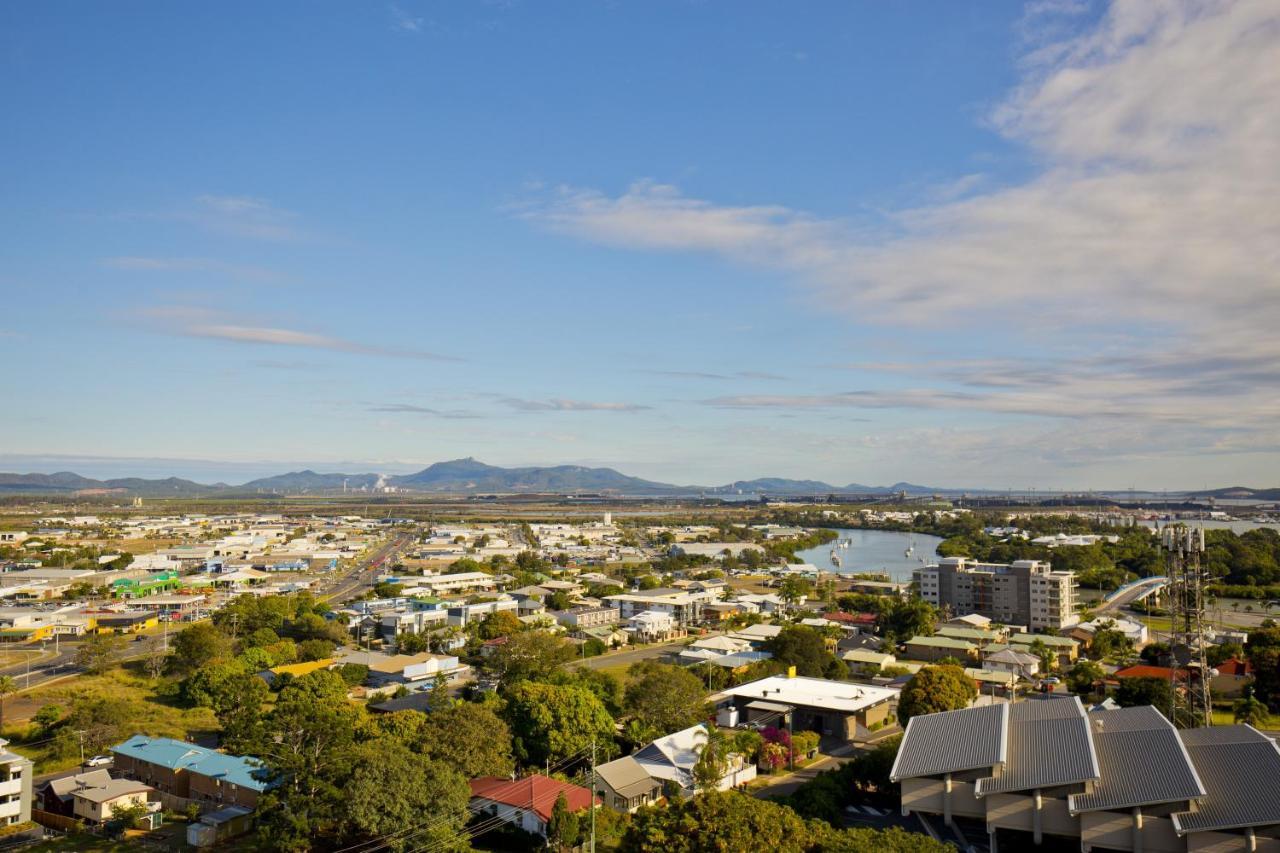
<box><xmin>624</xmin><ymin>661</ymin><xmax>710</xmax><ymax>733</ymax></box>
<box><xmin>897</xmin><ymin>665</ymin><xmax>976</xmax><ymax>726</ymax></box>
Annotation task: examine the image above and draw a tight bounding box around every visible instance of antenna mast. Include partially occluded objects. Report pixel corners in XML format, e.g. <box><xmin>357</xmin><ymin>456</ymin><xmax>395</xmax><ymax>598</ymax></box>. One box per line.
<box><xmin>1159</xmin><ymin>523</ymin><xmax>1211</xmax><ymax>728</ymax></box>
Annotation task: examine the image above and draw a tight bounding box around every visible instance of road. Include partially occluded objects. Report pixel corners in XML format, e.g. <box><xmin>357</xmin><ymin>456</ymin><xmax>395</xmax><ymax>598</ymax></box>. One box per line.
<box><xmin>570</xmin><ymin>636</ymin><xmax>702</xmax><ymax>671</ymax></box>
<box><xmin>0</xmin><ymin>532</ymin><xmax>413</xmax><ymax>710</ymax></box>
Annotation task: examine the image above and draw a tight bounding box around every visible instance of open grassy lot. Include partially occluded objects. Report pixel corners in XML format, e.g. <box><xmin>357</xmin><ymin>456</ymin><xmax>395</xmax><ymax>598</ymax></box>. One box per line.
<box><xmin>3</xmin><ymin>663</ymin><xmax>218</xmax><ymax>774</ymax></box>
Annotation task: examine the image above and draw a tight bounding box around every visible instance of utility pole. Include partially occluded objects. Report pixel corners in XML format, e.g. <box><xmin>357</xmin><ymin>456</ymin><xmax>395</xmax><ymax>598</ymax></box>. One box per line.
<box><xmin>76</xmin><ymin>729</ymin><xmax>86</xmax><ymax>766</ymax></box>
<box><xmin>590</xmin><ymin>739</ymin><xmax>597</xmax><ymax>853</ymax></box>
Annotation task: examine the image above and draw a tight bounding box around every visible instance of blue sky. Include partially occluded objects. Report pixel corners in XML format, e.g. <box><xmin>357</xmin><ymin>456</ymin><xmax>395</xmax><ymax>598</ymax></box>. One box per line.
<box><xmin>2</xmin><ymin>1</ymin><xmax>1276</xmax><ymax>489</ymax></box>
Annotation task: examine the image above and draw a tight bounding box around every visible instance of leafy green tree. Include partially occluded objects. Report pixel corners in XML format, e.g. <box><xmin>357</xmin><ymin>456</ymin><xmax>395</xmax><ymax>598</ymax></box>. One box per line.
<box><xmin>487</xmin><ymin>630</ymin><xmax>575</xmax><ymax>688</ymax></box>
<box><xmin>1116</xmin><ymin>676</ymin><xmax>1173</xmax><ymax>711</ymax></box>
<box><xmin>32</xmin><ymin>703</ymin><xmax>64</xmax><ymax>735</ymax></box>
<box><xmin>168</xmin><ymin>622</ymin><xmax>233</xmax><ymax>675</ymax></box>
<box><xmin>875</xmin><ymin>598</ymin><xmax>937</xmax><ymax>644</ymax></box>
<box><xmin>1066</xmin><ymin>660</ymin><xmax>1106</xmax><ymax>696</ymax></box>
<box><xmin>342</xmin><ymin>739</ymin><xmax>471</xmax><ymax>852</ymax></box>
<box><xmin>297</xmin><ymin>638</ymin><xmax>335</xmax><ymax>662</ymax></box>
<box><xmin>76</xmin><ymin>633</ymin><xmax>126</xmax><ymax>675</ymax></box>
<box><xmin>1029</xmin><ymin>639</ymin><xmax>1057</xmax><ymax>673</ymax></box>
<box><xmin>338</xmin><ymin>663</ymin><xmax>369</xmax><ymax>687</ymax></box>
<box><xmin>549</xmin><ymin>667</ymin><xmax>626</xmax><ymax>716</ymax></box>
<box><xmin>397</xmin><ymin>632</ymin><xmax>429</xmax><ymax>654</ymax></box>
<box><xmin>763</xmin><ymin>626</ymin><xmax>844</xmax><ymax>679</ymax></box>
<box><xmin>547</xmin><ymin>792</ymin><xmax>582</xmax><ymax>851</ymax></box>
<box><xmin>478</xmin><ymin>610</ymin><xmax>524</xmax><ymax>640</ymax></box>
<box><xmin>779</xmin><ymin>576</ymin><xmax>812</xmax><ymax>608</ymax></box>
<box><xmin>897</xmin><ymin>665</ymin><xmax>976</xmax><ymax>726</ymax></box>
<box><xmin>503</xmin><ymin>682</ymin><xmax>615</xmax><ymax>767</ymax></box>
<box><xmin>1233</xmin><ymin>693</ymin><xmax>1270</xmax><ymax>726</ymax></box>
<box><xmin>416</xmin><ymin>701</ymin><xmax>515</xmax><ymax>778</ymax></box>
<box><xmin>624</xmin><ymin>661</ymin><xmax>709</xmax><ymax>733</ymax></box>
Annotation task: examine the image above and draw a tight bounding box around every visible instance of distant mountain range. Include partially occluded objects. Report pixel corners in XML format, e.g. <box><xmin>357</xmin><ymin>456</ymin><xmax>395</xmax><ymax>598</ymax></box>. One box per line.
<box><xmin>0</xmin><ymin>460</ymin><xmax>1274</xmax><ymax>499</ymax></box>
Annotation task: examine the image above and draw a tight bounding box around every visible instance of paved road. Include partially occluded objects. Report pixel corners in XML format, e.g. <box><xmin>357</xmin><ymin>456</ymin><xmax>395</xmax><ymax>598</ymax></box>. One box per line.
<box><xmin>320</xmin><ymin>533</ymin><xmax>413</xmax><ymax>604</ymax></box>
<box><xmin>570</xmin><ymin>637</ymin><xmax>695</xmax><ymax>671</ymax></box>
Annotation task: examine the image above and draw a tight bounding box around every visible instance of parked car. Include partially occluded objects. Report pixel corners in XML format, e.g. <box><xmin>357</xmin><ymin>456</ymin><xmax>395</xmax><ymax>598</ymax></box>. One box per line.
<box><xmin>85</xmin><ymin>755</ymin><xmax>113</xmax><ymax>767</ymax></box>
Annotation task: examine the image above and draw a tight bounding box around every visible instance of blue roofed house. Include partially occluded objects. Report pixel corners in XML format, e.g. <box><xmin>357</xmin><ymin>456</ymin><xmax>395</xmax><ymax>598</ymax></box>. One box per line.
<box><xmin>110</xmin><ymin>736</ymin><xmax>272</xmax><ymax>811</ymax></box>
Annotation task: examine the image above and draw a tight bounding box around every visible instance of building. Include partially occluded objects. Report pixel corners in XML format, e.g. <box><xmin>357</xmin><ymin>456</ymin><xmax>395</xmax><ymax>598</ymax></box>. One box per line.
<box><xmin>553</xmin><ymin>605</ymin><xmax>619</xmax><ymax>630</ymax></box>
<box><xmin>903</xmin><ymin>635</ymin><xmax>978</xmax><ymax>663</ymax></box>
<box><xmin>841</xmin><ymin>648</ymin><xmax>897</xmax><ymax>676</ymax></box>
<box><xmin>0</xmin><ymin>741</ymin><xmax>32</xmax><ymax>827</ymax></box>
<box><xmin>891</xmin><ymin>697</ymin><xmax>1280</xmax><ymax>852</ymax></box>
<box><xmin>593</xmin><ymin>755</ymin><xmax>664</xmax><ymax>812</ymax></box>
<box><xmin>110</xmin><ymin>736</ymin><xmax>271</xmax><ymax>810</ymax></box>
<box><xmin>914</xmin><ymin>558</ymin><xmax>1078</xmax><ymax>631</ymax></box>
<box><xmin>70</xmin><ymin>777</ymin><xmax>156</xmax><ymax>824</ymax></box>
<box><xmin>605</xmin><ymin>589</ymin><xmax>707</xmax><ymax>627</ymax></box>
<box><xmin>626</xmin><ymin>610</ymin><xmax>677</xmax><ymax>642</ymax></box>
<box><xmin>632</xmin><ymin>724</ymin><xmax>756</xmax><ymax>796</ymax></box>
<box><xmin>468</xmin><ymin>775</ymin><xmax>594</xmax><ymax>838</ymax></box>
<box><xmin>982</xmin><ymin>647</ymin><xmax>1041</xmax><ymax>681</ymax></box>
<box><xmin>40</xmin><ymin>769</ymin><xmax>113</xmax><ymax>816</ymax></box>
<box><xmin>714</xmin><ymin>675</ymin><xmax>899</xmax><ymax>741</ymax></box>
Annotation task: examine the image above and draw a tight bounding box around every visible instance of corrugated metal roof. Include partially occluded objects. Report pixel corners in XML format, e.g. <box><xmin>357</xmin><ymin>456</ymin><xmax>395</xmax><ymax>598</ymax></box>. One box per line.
<box><xmin>891</xmin><ymin>703</ymin><xmax>1008</xmax><ymax>781</ymax></box>
<box><xmin>1069</xmin><ymin>706</ymin><xmax>1205</xmax><ymax>813</ymax></box>
<box><xmin>1173</xmin><ymin>726</ymin><xmax>1280</xmax><ymax>834</ymax></box>
<box><xmin>976</xmin><ymin>697</ymin><xmax>1099</xmax><ymax>796</ymax></box>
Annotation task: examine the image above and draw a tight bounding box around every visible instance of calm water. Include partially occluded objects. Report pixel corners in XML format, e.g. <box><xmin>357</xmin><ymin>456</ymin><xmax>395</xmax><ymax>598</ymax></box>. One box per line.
<box><xmin>795</xmin><ymin>528</ymin><xmax>943</xmax><ymax>582</ymax></box>
<box><xmin>1139</xmin><ymin>519</ymin><xmax>1279</xmax><ymax>535</ymax></box>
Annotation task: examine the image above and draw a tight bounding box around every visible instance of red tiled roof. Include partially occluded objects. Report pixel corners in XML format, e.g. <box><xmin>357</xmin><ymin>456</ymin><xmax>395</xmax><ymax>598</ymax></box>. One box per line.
<box><xmin>1216</xmin><ymin>657</ymin><xmax>1252</xmax><ymax>676</ymax></box>
<box><xmin>469</xmin><ymin>776</ymin><xmax>593</xmax><ymax>821</ymax></box>
<box><xmin>825</xmin><ymin>611</ymin><xmax>877</xmax><ymax>625</ymax></box>
<box><xmin>1113</xmin><ymin>664</ymin><xmax>1187</xmax><ymax>681</ymax></box>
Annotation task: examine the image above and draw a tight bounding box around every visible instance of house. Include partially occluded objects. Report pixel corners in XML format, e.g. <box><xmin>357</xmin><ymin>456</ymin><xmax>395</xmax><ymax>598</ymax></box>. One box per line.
<box><xmin>0</xmin><ymin>741</ymin><xmax>32</xmax><ymax>827</ymax></box>
<box><xmin>334</xmin><ymin>650</ymin><xmax>464</xmax><ymax>685</ymax></box>
<box><xmin>1209</xmin><ymin>657</ymin><xmax>1252</xmax><ymax>698</ymax></box>
<box><xmin>935</xmin><ymin>625</ymin><xmax>1006</xmax><ymax>647</ymax></box>
<box><xmin>468</xmin><ymin>775</ymin><xmax>594</xmax><ymax>838</ymax></box>
<box><xmin>1008</xmin><ymin>632</ymin><xmax>1079</xmax><ymax>665</ymax></box>
<box><xmin>593</xmin><ymin>755</ymin><xmax>663</xmax><ymax>813</ymax></box>
<box><xmin>1070</xmin><ymin>617</ymin><xmax>1149</xmax><ymax>648</ymax></box>
<box><xmin>70</xmin><ymin>777</ymin><xmax>156</xmax><ymax>824</ymax></box>
<box><xmin>982</xmin><ymin>647</ymin><xmax>1041</xmax><ymax>681</ymax></box>
<box><xmin>110</xmin><ymin>736</ymin><xmax>271</xmax><ymax>810</ymax></box>
<box><xmin>626</xmin><ymin>611</ymin><xmax>678</xmax><ymax>642</ymax></box>
<box><xmin>892</xmin><ymin>698</ymin><xmax>1280</xmax><ymax>852</ymax></box>
<box><xmin>726</xmin><ymin>623</ymin><xmax>783</xmax><ymax>648</ymax></box>
<box><xmin>40</xmin><ymin>769</ymin><xmax>113</xmax><ymax>816</ymax></box>
<box><xmin>903</xmin><ymin>634</ymin><xmax>978</xmax><ymax>663</ymax></box>
<box><xmin>842</xmin><ymin>648</ymin><xmax>897</xmax><ymax>676</ymax></box>
<box><xmin>553</xmin><ymin>606</ymin><xmax>619</xmax><ymax>630</ymax></box>
<box><xmin>714</xmin><ymin>675</ymin><xmax>899</xmax><ymax>741</ymax></box>
<box><xmin>632</xmin><ymin>724</ymin><xmax>756</xmax><ymax>796</ymax></box>
<box><xmin>606</xmin><ymin>590</ymin><xmax>706</xmax><ymax>627</ymax></box>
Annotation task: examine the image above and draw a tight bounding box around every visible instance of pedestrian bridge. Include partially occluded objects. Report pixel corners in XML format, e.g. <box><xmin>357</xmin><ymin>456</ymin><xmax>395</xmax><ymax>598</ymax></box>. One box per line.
<box><xmin>1095</xmin><ymin>576</ymin><xmax>1168</xmax><ymax>613</ymax></box>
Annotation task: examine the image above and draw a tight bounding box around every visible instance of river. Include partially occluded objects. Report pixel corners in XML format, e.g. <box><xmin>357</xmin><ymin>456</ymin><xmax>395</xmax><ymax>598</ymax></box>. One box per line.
<box><xmin>795</xmin><ymin>528</ymin><xmax>943</xmax><ymax>582</ymax></box>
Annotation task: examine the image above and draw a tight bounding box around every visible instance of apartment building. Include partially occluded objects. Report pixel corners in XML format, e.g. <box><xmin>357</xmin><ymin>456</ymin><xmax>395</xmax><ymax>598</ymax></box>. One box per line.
<box><xmin>914</xmin><ymin>558</ymin><xmax>1078</xmax><ymax>631</ymax></box>
<box><xmin>0</xmin><ymin>741</ymin><xmax>31</xmax><ymax>827</ymax></box>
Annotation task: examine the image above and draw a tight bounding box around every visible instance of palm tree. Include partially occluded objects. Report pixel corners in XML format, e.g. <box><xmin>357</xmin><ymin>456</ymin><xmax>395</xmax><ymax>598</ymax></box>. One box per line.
<box><xmin>0</xmin><ymin>676</ymin><xmax>15</xmax><ymax>733</ymax></box>
<box><xmin>692</xmin><ymin>726</ymin><xmax>730</xmax><ymax>793</ymax></box>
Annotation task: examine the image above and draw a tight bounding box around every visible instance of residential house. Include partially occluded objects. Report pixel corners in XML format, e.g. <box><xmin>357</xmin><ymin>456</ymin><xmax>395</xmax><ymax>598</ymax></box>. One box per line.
<box><xmin>40</xmin><ymin>769</ymin><xmax>113</xmax><ymax>816</ymax></box>
<box><xmin>594</xmin><ymin>755</ymin><xmax>663</xmax><ymax>813</ymax></box>
<box><xmin>982</xmin><ymin>647</ymin><xmax>1041</xmax><ymax>681</ymax></box>
<box><xmin>714</xmin><ymin>675</ymin><xmax>899</xmax><ymax>741</ymax></box>
<box><xmin>903</xmin><ymin>634</ymin><xmax>978</xmax><ymax>663</ymax></box>
<box><xmin>1209</xmin><ymin>657</ymin><xmax>1252</xmax><ymax>698</ymax></box>
<box><xmin>842</xmin><ymin>648</ymin><xmax>897</xmax><ymax>676</ymax></box>
<box><xmin>1009</xmin><ymin>633</ymin><xmax>1080</xmax><ymax>666</ymax></box>
<box><xmin>468</xmin><ymin>776</ymin><xmax>594</xmax><ymax>838</ymax></box>
<box><xmin>632</xmin><ymin>724</ymin><xmax>756</xmax><ymax>796</ymax></box>
<box><xmin>553</xmin><ymin>606</ymin><xmax>619</xmax><ymax>630</ymax></box>
<box><xmin>70</xmin><ymin>777</ymin><xmax>157</xmax><ymax>825</ymax></box>
<box><xmin>627</xmin><ymin>611</ymin><xmax>678</xmax><ymax>642</ymax></box>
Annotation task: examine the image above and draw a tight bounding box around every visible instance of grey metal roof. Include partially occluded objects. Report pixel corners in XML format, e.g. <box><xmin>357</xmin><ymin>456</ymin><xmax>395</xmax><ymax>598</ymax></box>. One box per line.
<box><xmin>976</xmin><ymin>696</ymin><xmax>1099</xmax><ymax>796</ymax></box>
<box><xmin>1173</xmin><ymin>726</ymin><xmax>1280</xmax><ymax>835</ymax></box>
<box><xmin>1069</xmin><ymin>706</ymin><xmax>1205</xmax><ymax>813</ymax></box>
<box><xmin>595</xmin><ymin>756</ymin><xmax>661</xmax><ymax>799</ymax></box>
<box><xmin>891</xmin><ymin>702</ymin><xmax>1009</xmax><ymax>781</ymax></box>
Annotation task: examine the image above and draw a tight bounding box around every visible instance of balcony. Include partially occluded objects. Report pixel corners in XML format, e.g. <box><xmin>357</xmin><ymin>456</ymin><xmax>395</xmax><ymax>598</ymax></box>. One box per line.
<box><xmin>0</xmin><ymin>799</ymin><xmax>21</xmax><ymax>819</ymax></box>
<box><xmin>0</xmin><ymin>778</ymin><xmax>22</xmax><ymax>798</ymax></box>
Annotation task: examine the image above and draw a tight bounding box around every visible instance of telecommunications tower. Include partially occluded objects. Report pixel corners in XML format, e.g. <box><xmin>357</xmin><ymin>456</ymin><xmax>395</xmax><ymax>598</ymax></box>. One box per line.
<box><xmin>1158</xmin><ymin>523</ymin><xmax>1212</xmax><ymax>728</ymax></box>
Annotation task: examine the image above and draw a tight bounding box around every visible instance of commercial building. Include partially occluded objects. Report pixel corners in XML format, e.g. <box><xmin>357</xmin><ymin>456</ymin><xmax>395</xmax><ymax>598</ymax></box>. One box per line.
<box><xmin>914</xmin><ymin>558</ymin><xmax>1078</xmax><ymax>631</ymax></box>
<box><xmin>892</xmin><ymin>697</ymin><xmax>1280</xmax><ymax>852</ymax></box>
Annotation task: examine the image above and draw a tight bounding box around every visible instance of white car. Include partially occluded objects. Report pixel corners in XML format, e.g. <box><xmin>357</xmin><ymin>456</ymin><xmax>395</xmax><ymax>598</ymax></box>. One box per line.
<box><xmin>85</xmin><ymin>755</ymin><xmax>112</xmax><ymax>767</ymax></box>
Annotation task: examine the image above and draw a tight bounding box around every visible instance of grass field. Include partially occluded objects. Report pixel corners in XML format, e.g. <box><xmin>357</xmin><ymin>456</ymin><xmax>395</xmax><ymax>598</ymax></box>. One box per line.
<box><xmin>3</xmin><ymin>663</ymin><xmax>219</xmax><ymax>774</ymax></box>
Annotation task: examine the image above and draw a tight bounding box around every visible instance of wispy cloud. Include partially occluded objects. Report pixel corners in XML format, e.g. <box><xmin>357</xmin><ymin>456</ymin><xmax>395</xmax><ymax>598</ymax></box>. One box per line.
<box><xmin>136</xmin><ymin>305</ymin><xmax>460</xmax><ymax>362</ymax></box>
<box><xmin>643</xmin><ymin>369</ymin><xmax>787</xmax><ymax>381</ymax></box>
<box><xmin>101</xmin><ymin>256</ymin><xmax>282</xmax><ymax>282</ymax></box>
<box><xmin>499</xmin><ymin>397</ymin><xmax>652</xmax><ymax>413</ymax></box>
<box><xmin>368</xmin><ymin>403</ymin><xmax>483</xmax><ymax>419</ymax></box>
<box><xmin>390</xmin><ymin>5</ymin><xmax>424</xmax><ymax>32</ymax></box>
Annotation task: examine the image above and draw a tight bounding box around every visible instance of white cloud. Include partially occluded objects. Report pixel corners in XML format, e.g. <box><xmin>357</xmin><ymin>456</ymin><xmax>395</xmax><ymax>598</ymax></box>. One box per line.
<box><xmin>525</xmin><ymin>0</ymin><xmax>1280</xmax><ymax>467</ymax></box>
<box><xmin>190</xmin><ymin>195</ymin><xmax>304</xmax><ymax>241</ymax></box>
<box><xmin>390</xmin><ymin>5</ymin><xmax>424</xmax><ymax>32</ymax></box>
<box><xmin>500</xmin><ymin>397</ymin><xmax>652</xmax><ymax>413</ymax></box>
<box><xmin>101</xmin><ymin>256</ymin><xmax>281</xmax><ymax>281</ymax></box>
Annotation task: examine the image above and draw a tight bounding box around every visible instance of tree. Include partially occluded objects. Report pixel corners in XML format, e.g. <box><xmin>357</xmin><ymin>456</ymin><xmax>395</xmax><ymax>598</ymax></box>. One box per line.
<box><xmin>1116</xmin><ymin>676</ymin><xmax>1173</xmax><ymax>711</ymax></box>
<box><xmin>763</xmin><ymin>626</ymin><xmax>844</xmax><ymax>679</ymax></box>
<box><xmin>1066</xmin><ymin>660</ymin><xmax>1106</xmax><ymax>696</ymax></box>
<box><xmin>297</xmin><ymin>638</ymin><xmax>335</xmax><ymax>662</ymax></box>
<box><xmin>169</xmin><ymin>622</ymin><xmax>233</xmax><ymax>675</ymax></box>
<box><xmin>1028</xmin><ymin>639</ymin><xmax>1057</xmax><ymax>673</ymax></box>
<box><xmin>503</xmin><ymin>681</ymin><xmax>615</xmax><ymax>767</ymax></box>
<box><xmin>76</xmin><ymin>633</ymin><xmax>126</xmax><ymax>675</ymax></box>
<box><xmin>779</xmin><ymin>576</ymin><xmax>812</xmax><ymax>608</ymax></box>
<box><xmin>1233</xmin><ymin>693</ymin><xmax>1270</xmax><ymax>726</ymax></box>
<box><xmin>547</xmin><ymin>792</ymin><xmax>582</xmax><ymax>852</ymax></box>
<box><xmin>487</xmin><ymin>630</ymin><xmax>575</xmax><ymax>688</ymax></box>
<box><xmin>478</xmin><ymin>610</ymin><xmax>523</xmax><ymax>640</ymax></box>
<box><xmin>32</xmin><ymin>703</ymin><xmax>64</xmax><ymax>735</ymax></box>
<box><xmin>691</xmin><ymin>726</ymin><xmax>729</xmax><ymax>793</ymax></box>
<box><xmin>397</xmin><ymin>632</ymin><xmax>429</xmax><ymax>654</ymax></box>
<box><xmin>548</xmin><ymin>667</ymin><xmax>626</xmax><ymax>716</ymax></box>
<box><xmin>897</xmin><ymin>665</ymin><xmax>976</xmax><ymax>726</ymax></box>
<box><xmin>875</xmin><ymin>598</ymin><xmax>937</xmax><ymax>644</ymax></box>
<box><xmin>342</xmin><ymin>740</ymin><xmax>471</xmax><ymax>852</ymax></box>
<box><xmin>0</xmin><ymin>676</ymin><xmax>14</xmax><ymax>731</ymax></box>
<box><xmin>416</xmin><ymin>702</ymin><xmax>515</xmax><ymax>778</ymax></box>
<box><xmin>625</xmin><ymin>661</ymin><xmax>709</xmax><ymax>733</ymax></box>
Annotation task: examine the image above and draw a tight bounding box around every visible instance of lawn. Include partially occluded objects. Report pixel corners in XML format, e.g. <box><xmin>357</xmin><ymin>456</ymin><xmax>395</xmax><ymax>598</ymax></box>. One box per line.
<box><xmin>3</xmin><ymin>663</ymin><xmax>219</xmax><ymax>774</ymax></box>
